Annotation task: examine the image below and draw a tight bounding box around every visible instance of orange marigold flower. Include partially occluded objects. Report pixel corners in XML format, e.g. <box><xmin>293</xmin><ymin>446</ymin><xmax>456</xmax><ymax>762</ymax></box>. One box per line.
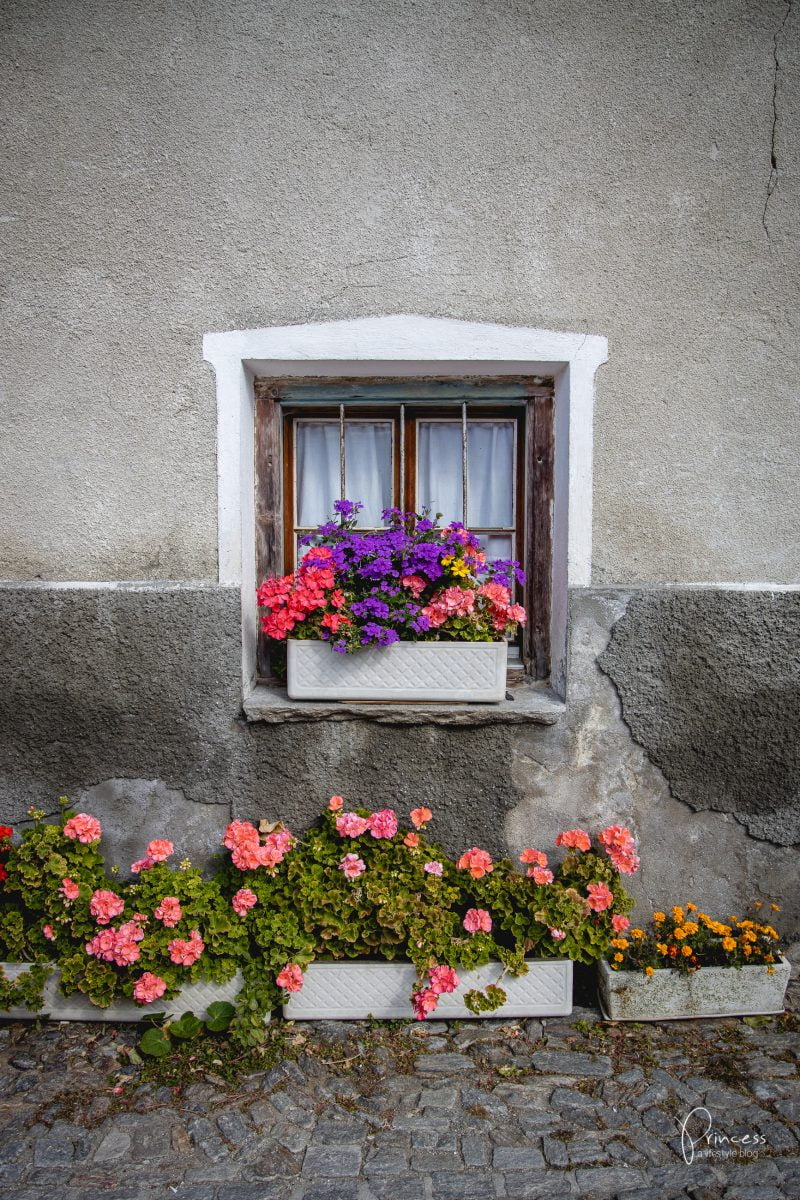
<box><xmin>681</xmin><ymin>945</ymin><xmax>693</xmax><ymax>957</ymax></box>
<box><xmin>630</xmin><ymin>929</ymin><xmax>645</xmax><ymax>940</ymax></box>
<box><xmin>645</xmin><ymin>966</ymin><xmax>655</xmax><ymax>976</ymax></box>
<box><xmin>653</xmin><ymin>912</ymin><xmax>666</xmax><ymax>923</ymax></box>
<box><xmin>613</xmin><ymin>953</ymin><xmax>624</xmax><ymax>963</ymax></box>
<box><xmin>686</xmin><ymin>902</ymin><xmax>697</xmax><ymax>911</ymax></box>
<box><xmin>722</xmin><ymin>937</ymin><xmax>736</xmax><ymax>951</ymax></box>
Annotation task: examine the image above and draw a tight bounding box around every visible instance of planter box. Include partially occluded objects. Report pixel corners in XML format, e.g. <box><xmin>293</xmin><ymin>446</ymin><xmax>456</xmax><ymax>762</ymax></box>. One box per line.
<box><xmin>287</xmin><ymin>639</ymin><xmax>508</xmax><ymax>703</ymax></box>
<box><xmin>283</xmin><ymin>958</ymin><xmax>572</xmax><ymax>1020</ymax></box>
<box><xmin>0</xmin><ymin>963</ymin><xmax>245</xmax><ymax>1023</ymax></box>
<box><xmin>597</xmin><ymin>957</ymin><xmax>791</xmax><ymax>1022</ymax></box>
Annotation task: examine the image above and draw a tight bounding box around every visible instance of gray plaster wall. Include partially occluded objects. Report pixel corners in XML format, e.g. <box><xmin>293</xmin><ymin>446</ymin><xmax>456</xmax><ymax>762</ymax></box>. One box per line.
<box><xmin>1</xmin><ymin>583</ymin><xmax>796</xmax><ymax>936</ymax></box>
<box><xmin>1</xmin><ymin>0</ymin><xmax>799</xmax><ymax>584</ymax></box>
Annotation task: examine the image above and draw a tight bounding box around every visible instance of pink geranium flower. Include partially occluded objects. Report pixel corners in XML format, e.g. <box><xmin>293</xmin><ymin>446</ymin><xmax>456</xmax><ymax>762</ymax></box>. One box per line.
<box><xmin>367</xmin><ymin>809</ymin><xmax>398</xmax><ymax>839</ymax></box>
<box><xmin>146</xmin><ymin>839</ymin><xmax>174</xmax><ymax>862</ymax></box>
<box><xmin>401</xmin><ymin>574</ymin><xmax>427</xmax><ymax>598</ymax></box>
<box><xmin>133</xmin><ymin>972</ymin><xmax>167</xmax><ymax>1005</ymax></box>
<box><xmin>130</xmin><ymin>855</ymin><xmax>155</xmax><ymax>874</ymax></box>
<box><xmin>168</xmin><ymin>929</ymin><xmax>204</xmax><ymax>966</ymax></box>
<box><xmin>60</xmin><ymin>877</ymin><xmax>80</xmax><ymax>902</ymax></box>
<box><xmin>89</xmin><ymin>889</ymin><xmax>125</xmax><ymax>925</ymax></box>
<box><xmin>410</xmin><ymin>807</ymin><xmax>432</xmax><ymax>829</ymax></box>
<box><xmin>339</xmin><ymin>853</ymin><xmax>366</xmax><ymax>879</ymax></box>
<box><xmin>232</xmin><ymin>888</ymin><xmax>258</xmax><ymax>915</ymax></box>
<box><xmin>556</xmin><ymin>828</ymin><xmax>592</xmax><ymax>852</ymax></box>
<box><xmin>412</xmin><ymin>987</ymin><xmax>439</xmax><ymax>1020</ymax></box>
<box><xmin>43</xmin><ymin>924</ymin><xmax>55</xmax><ymax>941</ymax></box>
<box><xmin>335</xmin><ymin>812</ymin><xmax>370</xmax><ymax>839</ymax></box>
<box><xmin>520</xmin><ymin>848</ymin><xmax>548</xmax><ymax>867</ymax></box>
<box><xmin>586</xmin><ymin>882</ymin><xmax>614</xmax><ymax>913</ymax></box>
<box><xmin>276</xmin><ymin>963</ymin><xmax>304</xmax><ymax>993</ymax></box>
<box><xmin>456</xmin><ymin>847</ymin><xmax>494</xmax><ymax>879</ymax></box>
<box><xmin>463</xmin><ymin>908</ymin><xmax>493</xmax><ymax>934</ymax></box>
<box><xmin>328</xmin><ymin>795</ymin><xmax>344</xmax><ymax>811</ymax></box>
<box><xmin>423</xmin><ymin>861</ymin><xmax>443</xmax><ymax>876</ymax></box>
<box><xmin>429</xmin><ymin>965</ymin><xmax>460</xmax><ymax>995</ymax></box>
<box><xmin>63</xmin><ymin>813</ymin><xmax>102</xmax><ymax>844</ymax></box>
<box><xmin>154</xmin><ymin>896</ymin><xmax>182</xmax><ymax>928</ymax></box>
<box><xmin>612</xmin><ymin>914</ymin><xmax>631</xmax><ymax>933</ymax></box>
<box><xmin>530</xmin><ymin>866</ymin><xmax>554</xmax><ymax>885</ymax></box>
<box><xmin>550</xmin><ymin>928</ymin><xmax>567</xmax><ymax>941</ymax></box>
<box><xmin>598</xmin><ymin>825</ymin><xmax>640</xmax><ymax>874</ymax></box>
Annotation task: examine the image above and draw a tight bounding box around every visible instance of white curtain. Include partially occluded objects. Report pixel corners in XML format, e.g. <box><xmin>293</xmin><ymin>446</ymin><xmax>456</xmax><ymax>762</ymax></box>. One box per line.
<box><xmin>417</xmin><ymin>422</ymin><xmax>464</xmax><ymax>523</ymax></box>
<box><xmin>296</xmin><ymin>420</ymin><xmax>392</xmax><ymax>529</ymax></box>
<box><xmin>418</xmin><ymin>420</ymin><xmax>514</xmax><ymax>530</ymax></box>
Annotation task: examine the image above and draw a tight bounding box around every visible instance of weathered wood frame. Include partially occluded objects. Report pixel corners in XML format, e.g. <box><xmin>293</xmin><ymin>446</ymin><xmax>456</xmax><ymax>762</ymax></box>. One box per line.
<box><xmin>253</xmin><ymin>377</ymin><xmax>554</xmax><ymax>683</ymax></box>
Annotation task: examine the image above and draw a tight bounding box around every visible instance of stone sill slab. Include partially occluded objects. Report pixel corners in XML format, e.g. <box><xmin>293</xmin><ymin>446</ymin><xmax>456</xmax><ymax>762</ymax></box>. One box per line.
<box><xmin>243</xmin><ymin>679</ymin><xmax>566</xmax><ymax>726</ymax></box>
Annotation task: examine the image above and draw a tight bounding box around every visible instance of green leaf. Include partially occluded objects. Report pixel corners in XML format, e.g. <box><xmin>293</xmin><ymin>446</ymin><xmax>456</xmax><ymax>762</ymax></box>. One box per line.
<box><xmin>139</xmin><ymin>1027</ymin><xmax>172</xmax><ymax>1057</ymax></box>
<box><xmin>169</xmin><ymin>1012</ymin><xmax>203</xmax><ymax>1040</ymax></box>
<box><xmin>204</xmin><ymin>1001</ymin><xmax>235</xmax><ymax>1032</ymax></box>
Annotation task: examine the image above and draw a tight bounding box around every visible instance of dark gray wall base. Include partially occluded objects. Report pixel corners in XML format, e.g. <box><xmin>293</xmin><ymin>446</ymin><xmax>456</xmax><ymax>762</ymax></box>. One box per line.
<box><xmin>599</xmin><ymin>590</ymin><xmax>800</xmax><ymax>846</ymax></box>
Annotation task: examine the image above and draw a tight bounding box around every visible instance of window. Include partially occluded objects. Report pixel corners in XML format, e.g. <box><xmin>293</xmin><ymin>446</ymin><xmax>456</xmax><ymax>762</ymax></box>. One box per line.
<box><xmin>254</xmin><ymin>376</ymin><xmax>554</xmax><ymax>683</ymax></box>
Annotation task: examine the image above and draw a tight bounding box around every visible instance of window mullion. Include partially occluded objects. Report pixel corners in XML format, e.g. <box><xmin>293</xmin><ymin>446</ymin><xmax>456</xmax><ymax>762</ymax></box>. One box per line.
<box><xmin>339</xmin><ymin>403</ymin><xmax>346</xmax><ymax>501</ymax></box>
<box><xmin>461</xmin><ymin>401</ymin><xmax>468</xmax><ymax>524</ymax></box>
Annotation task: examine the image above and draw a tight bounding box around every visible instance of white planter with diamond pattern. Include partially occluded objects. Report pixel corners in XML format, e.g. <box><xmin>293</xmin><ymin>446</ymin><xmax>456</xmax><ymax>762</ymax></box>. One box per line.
<box><xmin>283</xmin><ymin>958</ymin><xmax>572</xmax><ymax>1020</ymax></box>
<box><xmin>0</xmin><ymin>962</ymin><xmax>245</xmax><ymax>1022</ymax></box>
<box><xmin>287</xmin><ymin>639</ymin><xmax>508</xmax><ymax>702</ymax></box>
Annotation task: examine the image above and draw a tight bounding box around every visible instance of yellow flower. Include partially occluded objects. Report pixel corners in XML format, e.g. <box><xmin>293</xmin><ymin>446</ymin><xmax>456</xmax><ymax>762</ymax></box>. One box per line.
<box><xmin>645</xmin><ymin>966</ymin><xmax>655</xmax><ymax>976</ymax></box>
<box><xmin>673</xmin><ymin>927</ymin><xmax>687</xmax><ymax>940</ymax></box>
<box><xmin>765</xmin><ymin>954</ymin><xmax>774</xmax><ymax>963</ymax></box>
<box><xmin>743</xmin><ymin>944</ymin><xmax>752</xmax><ymax>957</ymax></box>
<box><xmin>754</xmin><ymin>901</ymin><xmax>763</xmax><ymax>909</ymax></box>
<box><xmin>765</xmin><ymin>927</ymin><xmax>780</xmax><ymax>940</ymax></box>
<box><xmin>630</xmin><ymin>929</ymin><xmax>645</xmax><ymax>940</ymax></box>
<box><xmin>611</xmin><ymin>938</ymin><xmax>630</xmax><ymax>950</ymax></box>
<box><xmin>441</xmin><ymin>555</ymin><xmax>454</xmax><ymax>566</ymax></box>
<box><xmin>672</xmin><ymin>906</ymin><xmax>685</xmax><ymax>922</ymax></box>
<box><xmin>686</xmin><ymin>902</ymin><xmax>697</xmax><ymax>911</ymax></box>
<box><xmin>613</xmin><ymin>953</ymin><xmax>624</xmax><ymax>963</ymax></box>
<box><xmin>767</xmin><ymin>966</ymin><xmax>775</xmax><ymax>975</ymax></box>
<box><xmin>743</xmin><ymin>930</ymin><xmax>757</xmax><ymax>943</ymax></box>
<box><xmin>450</xmin><ymin>560</ymin><xmax>470</xmax><ymax>578</ymax></box>
<box><xmin>681</xmin><ymin>945</ymin><xmax>693</xmax><ymax>957</ymax></box>
<box><xmin>771</xmin><ymin>903</ymin><xmax>780</xmax><ymax>912</ymax></box>
<box><xmin>656</xmin><ymin>942</ymin><xmax>668</xmax><ymax>954</ymax></box>
<box><xmin>683</xmin><ymin>922</ymin><xmax>699</xmax><ymax>935</ymax></box>
<box><xmin>653</xmin><ymin>912</ymin><xmax>666</xmax><ymax>923</ymax></box>
<box><xmin>722</xmin><ymin>937</ymin><xmax>736</xmax><ymax>951</ymax></box>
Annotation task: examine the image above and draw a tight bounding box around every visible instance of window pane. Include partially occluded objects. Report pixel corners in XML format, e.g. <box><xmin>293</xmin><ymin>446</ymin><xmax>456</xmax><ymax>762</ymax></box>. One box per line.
<box><xmin>296</xmin><ymin>421</ymin><xmax>339</xmax><ymax>526</ymax></box>
<box><xmin>417</xmin><ymin>422</ymin><xmax>463</xmax><ymax>523</ymax></box>
<box><xmin>478</xmin><ymin>533</ymin><xmax>514</xmax><ymax>563</ymax></box>
<box><xmin>345</xmin><ymin>422</ymin><xmax>392</xmax><ymax>526</ymax></box>
<box><xmin>467</xmin><ymin>422</ymin><xmax>514</xmax><ymax>527</ymax></box>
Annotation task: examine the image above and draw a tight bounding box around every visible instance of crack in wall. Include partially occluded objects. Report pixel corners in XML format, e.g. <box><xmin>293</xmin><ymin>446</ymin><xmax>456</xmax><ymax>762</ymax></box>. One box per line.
<box><xmin>763</xmin><ymin>0</ymin><xmax>793</xmax><ymax>241</ymax></box>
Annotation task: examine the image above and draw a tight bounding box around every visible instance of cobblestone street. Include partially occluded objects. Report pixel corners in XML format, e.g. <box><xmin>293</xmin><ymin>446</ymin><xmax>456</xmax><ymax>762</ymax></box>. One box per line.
<box><xmin>1</xmin><ymin>985</ymin><xmax>797</xmax><ymax>1200</ymax></box>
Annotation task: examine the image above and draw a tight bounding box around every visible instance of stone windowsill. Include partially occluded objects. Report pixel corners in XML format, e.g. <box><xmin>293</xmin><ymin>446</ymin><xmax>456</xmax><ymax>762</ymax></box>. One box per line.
<box><xmin>242</xmin><ymin>678</ymin><xmax>566</xmax><ymax>726</ymax></box>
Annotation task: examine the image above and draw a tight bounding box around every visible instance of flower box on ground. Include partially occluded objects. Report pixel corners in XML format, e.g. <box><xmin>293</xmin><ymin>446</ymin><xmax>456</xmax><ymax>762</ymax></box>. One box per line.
<box><xmin>597</xmin><ymin>957</ymin><xmax>791</xmax><ymax>1021</ymax></box>
<box><xmin>0</xmin><ymin>963</ymin><xmax>245</xmax><ymax>1023</ymax></box>
<box><xmin>287</xmin><ymin>639</ymin><xmax>508</xmax><ymax>703</ymax></box>
<box><xmin>283</xmin><ymin>958</ymin><xmax>572</xmax><ymax>1020</ymax></box>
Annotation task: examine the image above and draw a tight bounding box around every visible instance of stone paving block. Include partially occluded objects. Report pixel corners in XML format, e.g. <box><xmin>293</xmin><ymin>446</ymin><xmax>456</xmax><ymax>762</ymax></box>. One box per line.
<box><xmin>721</xmin><ymin>1189</ymin><xmax>784</xmax><ymax>1200</ymax></box>
<box><xmin>302</xmin><ymin>1144</ymin><xmax>363</xmax><ymax>1177</ymax></box>
<box><xmin>643</xmin><ymin>1107</ymin><xmax>680</xmax><ymax>1139</ymax></box>
<box><xmin>414</xmin><ymin>1053</ymin><xmax>474</xmax><ymax>1073</ymax></box>
<box><xmin>409</xmin><ymin>1149</ymin><xmax>462</xmax><ymax>1171</ymax></box>
<box><xmin>493</xmin><ymin>1144</ymin><xmax>547</xmax><ymax>1170</ymax></box>
<box><xmin>187</xmin><ymin>1116</ymin><xmax>230</xmax><ymax>1162</ymax></box>
<box><xmin>298</xmin><ymin>1183</ymin><xmax>361</xmax><ymax>1200</ymax></box>
<box><xmin>504</xmin><ymin>1173</ymin><xmax>574</xmax><ymax>1198</ymax></box>
<box><xmin>430</xmin><ymin>1172</ymin><xmax>503</xmax><ymax>1198</ymax></box>
<box><xmin>461</xmin><ymin>1133</ymin><xmax>491</xmax><ymax>1166</ymax></box>
<box><xmin>363</xmin><ymin>1147</ymin><xmax>411</xmax><ymax>1175</ymax></box>
<box><xmin>32</xmin><ymin>1129</ymin><xmax>76</xmax><ymax>1167</ymax></box>
<box><xmin>367</xmin><ymin>1174</ymin><xmax>429</xmax><ymax>1200</ymax></box>
<box><xmin>574</xmin><ymin>1165</ymin><xmax>649</xmax><ymax>1194</ymax></box>
<box><xmin>216</xmin><ymin>1108</ymin><xmax>253</xmax><ymax>1147</ymax></box>
<box><xmin>461</xmin><ymin>1085</ymin><xmax>509</xmax><ymax>1116</ymax></box>
<box><xmin>217</xmin><ymin>1183</ymin><xmax>292</xmax><ymax>1200</ymax></box>
<box><xmin>275</xmin><ymin>1120</ymin><xmax>312</xmax><ymax>1153</ymax></box>
<box><xmin>92</xmin><ymin>1127</ymin><xmax>131</xmax><ymax>1164</ymax></box>
<box><xmin>542</xmin><ymin>1134</ymin><xmax>570</xmax><ymax>1167</ymax></box>
<box><xmin>531</xmin><ymin>1051</ymin><xmax>614</xmax><ymax>1078</ymax></box>
<box><xmin>550</xmin><ymin>1084</ymin><xmax>601</xmax><ymax>1109</ymax></box>
<box><xmin>314</xmin><ymin>1119</ymin><xmax>369</xmax><ymax>1143</ymax></box>
<box><xmin>418</xmin><ymin>1085</ymin><xmax>459</xmax><ymax>1108</ymax></box>
<box><xmin>411</xmin><ymin>1129</ymin><xmax>457</xmax><ymax>1150</ymax></box>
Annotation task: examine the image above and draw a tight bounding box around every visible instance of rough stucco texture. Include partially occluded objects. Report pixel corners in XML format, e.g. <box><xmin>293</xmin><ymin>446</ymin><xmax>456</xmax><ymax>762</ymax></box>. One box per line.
<box><xmin>1</xmin><ymin>0</ymin><xmax>799</xmax><ymax>583</ymax></box>
<box><xmin>1</xmin><ymin>584</ymin><xmax>797</xmax><ymax>937</ymax></box>
<box><xmin>598</xmin><ymin>589</ymin><xmax>800</xmax><ymax>845</ymax></box>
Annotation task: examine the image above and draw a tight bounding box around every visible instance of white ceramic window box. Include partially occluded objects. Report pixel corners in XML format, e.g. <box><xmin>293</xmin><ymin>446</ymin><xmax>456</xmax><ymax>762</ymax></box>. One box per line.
<box><xmin>0</xmin><ymin>963</ymin><xmax>245</xmax><ymax>1023</ymax></box>
<box><xmin>287</xmin><ymin>639</ymin><xmax>508</xmax><ymax>703</ymax></box>
<box><xmin>597</xmin><ymin>957</ymin><xmax>791</xmax><ymax>1021</ymax></box>
<box><xmin>282</xmin><ymin>958</ymin><xmax>572</xmax><ymax>1020</ymax></box>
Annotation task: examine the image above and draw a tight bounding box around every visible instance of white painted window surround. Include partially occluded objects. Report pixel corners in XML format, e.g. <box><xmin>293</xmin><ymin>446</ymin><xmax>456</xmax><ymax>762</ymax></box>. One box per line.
<box><xmin>202</xmin><ymin>315</ymin><xmax>608</xmax><ymax>702</ymax></box>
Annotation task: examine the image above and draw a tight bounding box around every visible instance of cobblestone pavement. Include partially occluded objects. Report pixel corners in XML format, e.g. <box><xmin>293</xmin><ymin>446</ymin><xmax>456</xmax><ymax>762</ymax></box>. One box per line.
<box><xmin>0</xmin><ymin>984</ymin><xmax>797</xmax><ymax>1200</ymax></box>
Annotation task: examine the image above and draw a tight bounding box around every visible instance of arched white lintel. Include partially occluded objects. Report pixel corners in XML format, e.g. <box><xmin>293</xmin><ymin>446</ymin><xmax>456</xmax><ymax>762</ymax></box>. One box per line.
<box><xmin>203</xmin><ymin>315</ymin><xmax>608</xmax><ymax>697</ymax></box>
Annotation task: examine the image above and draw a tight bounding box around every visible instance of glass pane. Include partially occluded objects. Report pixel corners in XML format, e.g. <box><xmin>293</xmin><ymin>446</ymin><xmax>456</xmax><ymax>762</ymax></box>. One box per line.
<box><xmin>345</xmin><ymin>422</ymin><xmax>393</xmax><ymax>526</ymax></box>
<box><xmin>296</xmin><ymin>421</ymin><xmax>339</xmax><ymax>526</ymax></box>
<box><xmin>417</xmin><ymin>422</ymin><xmax>463</xmax><ymax>524</ymax></box>
<box><xmin>477</xmin><ymin>533</ymin><xmax>513</xmax><ymax>564</ymax></box>
<box><xmin>467</xmin><ymin>421</ymin><xmax>514</xmax><ymax>527</ymax></box>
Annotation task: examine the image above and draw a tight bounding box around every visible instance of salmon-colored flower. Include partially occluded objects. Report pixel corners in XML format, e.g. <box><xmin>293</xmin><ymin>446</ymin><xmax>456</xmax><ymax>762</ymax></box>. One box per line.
<box><xmin>154</xmin><ymin>896</ymin><xmax>183</xmax><ymax>928</ymax></box>
<box><xmin>133</xmin><ymin>972</ymin><xmax>167</xmax><ymax>1005</ymax></box>
<box><xmin>63</xmin><ymin>813</ymin><xmax>102</xmax><ymax>844</ymax></box>
<box><xmin>404</xmin><ymin>832</ymin><xmax>420</xmax><ymax>849</ymax></box>
<box><xmin>520</xmin><ymin>848</ymin><xmax>548</xmax><ymax>867</ymax></box>
<box><xmin>168</xmin><ymin>930</ymin><xmax>204</xmax><ymax>966</ymax></box>
<box><xmin>43</xmin><ymin>924</ymin><xmax>55</xmax><ymax>941</ymax></box>
<box><xmin>457</xmin><ymin>847</ymin><xmax>494</xmax><ymax>879</ymax></box>
<box><xmin>90</xmin><ymin>889</ymin><xmax>125</xmax><ymax>925</ymax></box>
<box><xmin>146</xmin><ymin>839</ymin><xmax>174</xmax><ymax>862</ymax></box>
<box><xmin>60</xmin><ymin>878</ymin><xmax>80</xmax><ymax>902</ymax></box>
<box><xmin>612</xmin><ymin>914</ymin><xmax>630</xmax><ymax>933</ymax></box>
<box><xmin>232</xmin><ymin>888</ymin><xmax>258</xmax><ymax>915</ymax></box>
<box><xmin>336</xmin><ymin>812</ymin><xmax>369</xmax><ymax>838</ymax></box>
<box><xmin>555</xmin><ymin>828</ymin><xmax>591</xmax><ymax>852</ymax></box>
<box><xmin>463</xmin><ymin>908</ymin><xmax>492</xmax><ymax>934</ymax></box>
<box><xmin>276</xmin><ymin>963</ymin><xmax>304</xmax><ymax>993</ymax></box>
<box><xmin>410</xmin><ymin>807</ymin><xmax>432</xmax><ymax>829</ymax></box>
<box><xmin>530</xmin><ymin>866</ymin><xmax>554</xmax><ymax>885</ymax></box>
<box><xmin>339</xmin><ymin>853</ymin><xmax>366</xmax><ymax>879</ymax></box>
<box><xmin>429</xmin><ymin>965</ymin><xmax>460</xmax><ymax>994</ymax></box>
<box><xmin>328</xmin><ymin>795</ymin><xmax>344</xmax><ymax>811</ymax></box>
<box><xmin>586</xmin><ymin>882</ymin><xmax>614</xmax><ymax>913</ymax></box>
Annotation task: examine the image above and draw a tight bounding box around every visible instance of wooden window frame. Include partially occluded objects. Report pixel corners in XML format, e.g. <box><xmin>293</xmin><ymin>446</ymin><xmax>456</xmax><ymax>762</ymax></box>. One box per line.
<box><xmin>254</xmin><ymin>376</ymin><xmax>554</xmax><ymax>685</ymax></box>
